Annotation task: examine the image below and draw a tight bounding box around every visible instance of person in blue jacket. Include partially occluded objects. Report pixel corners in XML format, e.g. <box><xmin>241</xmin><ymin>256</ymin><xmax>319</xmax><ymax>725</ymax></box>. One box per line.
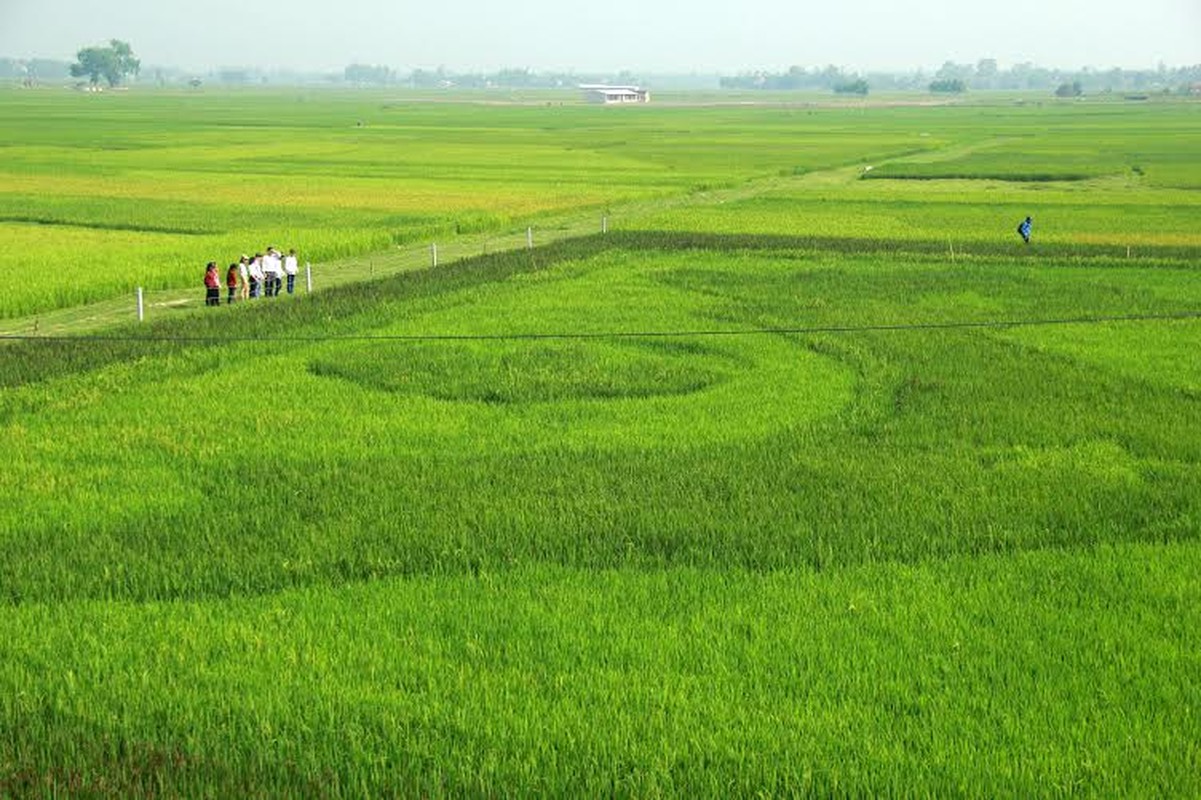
<box><xmin>1017</xmin><ymin>216</ymin><xmax>1033</xmax><ymax>244</ymax></box>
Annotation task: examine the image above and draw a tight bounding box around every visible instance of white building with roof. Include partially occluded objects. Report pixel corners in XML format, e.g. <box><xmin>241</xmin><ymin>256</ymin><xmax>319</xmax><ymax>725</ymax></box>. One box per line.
<box><xmin>579</xmin><ymin>84</ymin><xmax>650</xmax><ymax>104</ymax></box>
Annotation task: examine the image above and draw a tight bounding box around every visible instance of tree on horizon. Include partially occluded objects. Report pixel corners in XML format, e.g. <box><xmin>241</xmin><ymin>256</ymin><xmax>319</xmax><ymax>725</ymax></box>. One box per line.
<box><xmin>70</xmin><ymin>39</ymin><xmax>140</xmax><ymax>87</ymax></box>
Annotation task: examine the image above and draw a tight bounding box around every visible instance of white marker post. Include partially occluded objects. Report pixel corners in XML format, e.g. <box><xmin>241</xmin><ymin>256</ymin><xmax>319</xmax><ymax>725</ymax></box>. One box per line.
<box><xmin>526</xmin><ymin>226</ymin><xmax>533</xmax><ymax>249</ymax></box>
<box><xmin>136</xmin><ymin>287</ymin><xmax>144</xmax><ymax>322</ymax></box>
<box><xmin>431</xmin><ymin>243</ymin><xmax>438</xmax><ymax>267</ymax></box>
<box><xmin>305</xmin><ymin>262</ymin><xmax>312</xmax><ymax>293</ymax></box>
<box><xmin>602</xmin><ymin>215</ymin><xmax>608</xmax><ymax>234</ymax></box>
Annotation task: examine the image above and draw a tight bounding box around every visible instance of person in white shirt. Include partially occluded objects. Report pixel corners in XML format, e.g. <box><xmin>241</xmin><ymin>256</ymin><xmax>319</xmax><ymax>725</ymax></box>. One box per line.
<box><xmin>283</xmin><ymin>248</ymin><xmax>299</xmax><ymax>295</ymax></box>
<box><xmin>262</xmin><ymin>247</ymin><xmax>282</xmax><ymax>297</ymax></box>
<box><xmin>249</xmin><ymin>254</ymin><xmax>265</xmax><ymax>299</ymax></box>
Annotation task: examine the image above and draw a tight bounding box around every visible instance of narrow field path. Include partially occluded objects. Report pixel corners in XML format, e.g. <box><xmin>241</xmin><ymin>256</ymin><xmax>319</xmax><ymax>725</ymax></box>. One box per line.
<box><xmin>0</xmin><ymin>164</ymin><xmax>871</xmax><ymax>338</ymax></box>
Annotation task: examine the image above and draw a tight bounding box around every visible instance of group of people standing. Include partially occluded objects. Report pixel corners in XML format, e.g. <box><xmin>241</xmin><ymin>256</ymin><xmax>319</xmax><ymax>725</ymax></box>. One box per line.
<box><xmin>205</xmin><ymin>247</ymin><xmax>300</xmax><ymax>306</ymax></box>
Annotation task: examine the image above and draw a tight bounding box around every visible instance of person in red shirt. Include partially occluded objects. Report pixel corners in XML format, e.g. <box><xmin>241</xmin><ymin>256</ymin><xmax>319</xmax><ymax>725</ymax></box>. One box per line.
<box><xmin>204</xmin><ymin>262</ymin><xmax>221</xmax><ymax>307</ymax></box>
<box><xmin>225</xmin><ymin>262</ymin><xmax>241</xmax><ymax>304</ymax></box>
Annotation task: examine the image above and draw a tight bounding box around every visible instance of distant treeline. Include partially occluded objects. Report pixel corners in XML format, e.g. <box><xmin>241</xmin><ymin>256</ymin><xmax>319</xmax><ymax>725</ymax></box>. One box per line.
<box><xmin>0</xmin><ymin>58</ymin><xmax>655</xmax><ymax>90</ymax></box>
<box><xmin>720</xmin><ymin>60</ymin><xmax>1201</xmax><ymax>94</ymax></box>
<box><xmin>4</xmin><ymin>56</ymin><xmax>1200</xmax><ymax>94</ymax></box>
<box><xmin>347</xmin><ymin>65</ymin><xmax>647</xmax><ymax>90</ymax></box>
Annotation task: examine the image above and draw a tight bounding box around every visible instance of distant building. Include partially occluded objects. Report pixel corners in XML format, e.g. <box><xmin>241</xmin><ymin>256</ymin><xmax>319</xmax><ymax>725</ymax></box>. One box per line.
<box><xmin>579</xmin><ymin>84</ymin><xmax>650</xmax><ymax>104</ymax></box>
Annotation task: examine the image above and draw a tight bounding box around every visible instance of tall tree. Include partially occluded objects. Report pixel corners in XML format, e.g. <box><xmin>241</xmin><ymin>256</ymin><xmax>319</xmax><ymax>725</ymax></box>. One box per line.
<box><xmin>70</xmin><ymin>39</ymin><xmax>140</xmax><ymax>87</ymax></box>
<box><xmin>975</xmin><ymin>58</ymin><xmax>998</xmax><ymax>89</ymax></box>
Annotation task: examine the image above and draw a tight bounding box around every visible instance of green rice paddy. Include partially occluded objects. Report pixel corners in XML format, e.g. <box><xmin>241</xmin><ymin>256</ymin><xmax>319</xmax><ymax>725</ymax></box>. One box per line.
<box><xmin>1</xmin><ymin>87</ymin><xmax>1199</xmax><ymax>796</ymax></box>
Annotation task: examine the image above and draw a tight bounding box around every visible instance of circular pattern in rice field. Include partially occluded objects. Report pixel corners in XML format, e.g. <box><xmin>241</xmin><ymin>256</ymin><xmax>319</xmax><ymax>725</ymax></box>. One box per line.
<box><xmin>310</xmin><ymin>339</ymin><xmax>733</xmax><ymax>404</ymax></box>
<box><xmin>308</xmin><ymin>333</ymin><xmax>855</xmax><ymax>452</ymax></box>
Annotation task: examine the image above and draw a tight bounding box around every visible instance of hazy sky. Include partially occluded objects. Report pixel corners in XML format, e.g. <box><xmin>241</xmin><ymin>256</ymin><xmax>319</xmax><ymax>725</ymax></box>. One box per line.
<box><xmin>1</xmin><ymin>0</ymin><xmax>1198</xmax><ymax>74</ymax></box>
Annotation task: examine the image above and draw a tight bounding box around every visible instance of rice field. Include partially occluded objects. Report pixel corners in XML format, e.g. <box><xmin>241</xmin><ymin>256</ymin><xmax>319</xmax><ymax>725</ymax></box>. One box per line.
<box><xmin>1</xmin><ymin>88</ymin><xmax>1199</xmax><ymax>796</ymax></box>
<box><xmin>0</xmin><ymin>88</ymin><xmax>939</xmax><ymax>319</ymax></box>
